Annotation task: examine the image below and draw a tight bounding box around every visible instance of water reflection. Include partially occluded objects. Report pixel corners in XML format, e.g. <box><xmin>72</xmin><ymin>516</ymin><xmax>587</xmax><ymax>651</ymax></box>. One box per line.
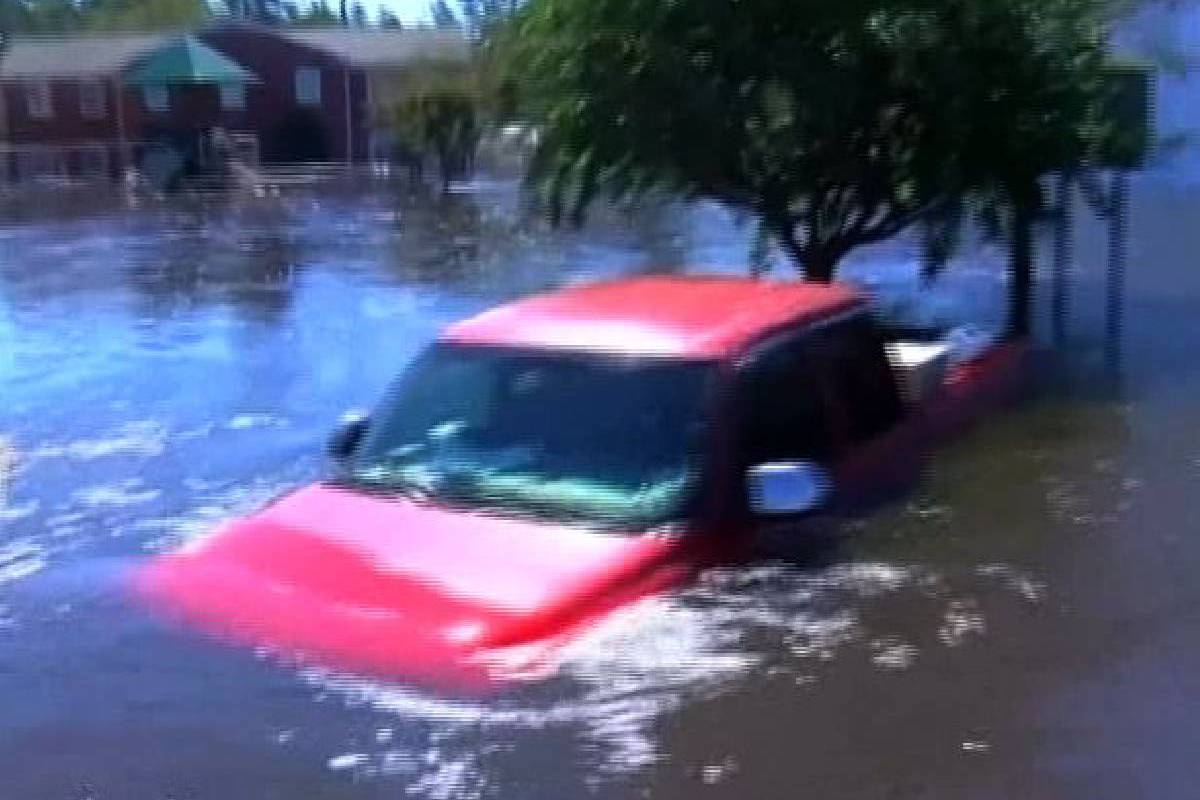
<box><xmin>123</xmin><ymin>214</ymin><xmax>303</xmax><ymax>323</ymax></box>
<box><xmin>0</xmin><ymin>170</ymin><xmax>1188</xmax><ymax>799</ymax></box>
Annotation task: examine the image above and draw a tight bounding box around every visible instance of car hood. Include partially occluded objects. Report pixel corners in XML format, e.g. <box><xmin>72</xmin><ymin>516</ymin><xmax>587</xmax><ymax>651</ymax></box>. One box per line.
<box><xmin>135</xmin><ymin>483</ymin><xmax>691</xmax><ymax>687</ymax></box>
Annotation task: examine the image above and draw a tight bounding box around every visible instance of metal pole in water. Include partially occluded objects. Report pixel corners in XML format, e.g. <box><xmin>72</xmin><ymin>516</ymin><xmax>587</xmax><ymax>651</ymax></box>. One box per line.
<box><xmin>1105</xmin><ymin>171</ymin><xmax>1129</xmax><ymax>370</ymax></box>
<box><xmin>1052</xmin><ymin>170</ymin><xmax>1074</xmax><ymax>345</ymax></box>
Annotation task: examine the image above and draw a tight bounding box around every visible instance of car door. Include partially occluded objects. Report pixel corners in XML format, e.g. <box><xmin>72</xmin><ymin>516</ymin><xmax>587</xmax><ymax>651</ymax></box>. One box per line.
<box><xmin>732</xmin><ymin>328</ymin><xmax>840</xmax><ymax>551</ymax></box>
<box><xmin>808</xmin><ymin>315</ymin><xmax>920</xmax><ymax>506</ymax></box>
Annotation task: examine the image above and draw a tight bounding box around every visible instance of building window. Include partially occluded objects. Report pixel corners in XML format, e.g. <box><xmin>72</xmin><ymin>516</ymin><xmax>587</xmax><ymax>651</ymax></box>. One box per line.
<box><xmin>295</xmin><ymin>67</ymin><xmax>321</xmax><ymax>107</ymax></box>
<box><xmin>79</xmin><ymin>81</ymin><xmax>106</xmax><ymax>119</ymax></box>
<box><xmin>14</xmin><ymin>148</ymin><xmax>64</xmax><ymax>181</ymax></box>
<box><xmin>26</xmin><ymin>81</ymin><xmax>53</xmax><ymax>119</ymax></box>
<box><xmin>143</xmin><ymin>85</ymin><xmax>170</xmax><ymax>112</ymax></box>
<box><xmin>78</xmin><ymin>145</ymin><xmax>109</xmax><ymax>180</ymax></box>
<box><xmin>218</xmin><ymin>83</ymin><xmax>246</xmax><ymax>111</ymax></box>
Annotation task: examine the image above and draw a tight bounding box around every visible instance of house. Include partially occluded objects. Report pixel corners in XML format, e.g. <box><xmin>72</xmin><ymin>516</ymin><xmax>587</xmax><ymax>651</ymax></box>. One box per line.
<box><xmin>0</xmin><ymin>22</ymin><xmax>470</xmax><ymax>186</ymax></box>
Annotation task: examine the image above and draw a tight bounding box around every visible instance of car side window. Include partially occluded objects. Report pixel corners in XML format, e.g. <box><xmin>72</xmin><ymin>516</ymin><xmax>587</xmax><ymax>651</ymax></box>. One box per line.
<box><xmin>737</xmin><ymin>335</ymin><xmax>833</xmax><ymax>466</ymax></box>
<box><xmin>811</xmin><ymin>316</ymin><xmax>904</xmax><ymax>445</ymax></box>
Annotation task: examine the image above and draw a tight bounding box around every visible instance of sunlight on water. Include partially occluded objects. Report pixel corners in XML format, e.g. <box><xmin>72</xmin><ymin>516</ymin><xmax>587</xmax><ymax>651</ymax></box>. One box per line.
<box><xmin>285</xmin><ymin>554</ymin><xmax>1045</xmax><ymax>798</ymax></box>
<box><xmin>0</xmin><ymin>172</ymin><xmax>1147</xmax><ymax>797</ymax></box>
<box><xmin>132</xmin><ymin>479</ymin><xmax>302</xmax><ymax>554</ymax></box>
<box><xmin>0</xmin><ymin>539</ymin><xmax>48</xmax><ymax>585</ymax></box>
<box><xmin>29</xmin><ymin>421</ymin><xmax>169</xmax><ymax>462</ymax></box>
<box><xmin>72</xmin><ymin>480</ymin><xmax>162</xmax><ymax>509</ymax></box>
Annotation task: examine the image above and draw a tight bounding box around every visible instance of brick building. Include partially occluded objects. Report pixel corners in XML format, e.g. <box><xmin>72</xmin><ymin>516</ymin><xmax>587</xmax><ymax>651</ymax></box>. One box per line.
<box><xmin>0</xmin><ymin>22</ymin><xmax>469</xmax><ymax>185</ymax></box>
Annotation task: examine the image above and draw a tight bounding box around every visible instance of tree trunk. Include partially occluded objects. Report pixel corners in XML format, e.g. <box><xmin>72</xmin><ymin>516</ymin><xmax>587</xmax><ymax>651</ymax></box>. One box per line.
<box><xmin>1006</xmin><ymin>197</ymin><xmax>1035</xmax><ymax>341</ymax></box>
<box><xmin>769</xmin><ymin>215</ymin><xmax>840</xmax><ymax>283</ymax></box>
<box><xmin>804</xmin><ymin>252</ymin><xmax>838</xmax><ymax>283</ymax></box>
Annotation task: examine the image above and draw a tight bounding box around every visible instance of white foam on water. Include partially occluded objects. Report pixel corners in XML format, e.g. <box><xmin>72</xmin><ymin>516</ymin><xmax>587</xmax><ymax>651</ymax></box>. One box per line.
<box><xmin>135</xmin><ymin>478</ymin><xmax>297</xmax><ymax>554</ymax></box>
<box><xmin>73</xmin><ymin>479</ymin><xmax>161</xmax><ymax>509</ymax></box>
<box><xmin>292</xmin><ymin>594</ymin><xmax>758</xmax><ymax>794</ymax></box>
<box><xmin>293</xmin><ymin>558</ymin><xmax>992</xmax><ymax>796</ymax></box>
<box><xmin>0</xmin><ymin>539</ymin><xmax>47</xmax><ymax>584</ymax></box>
<box><xmin>975</xmin><ymin>563</ymin><xmax>1046</xmax><ymax>604</ymax></box>
<box><xmin>870</xmin><ymin>637</ymin><xmax>921</xmax><ymax>670</ymax></box>
<box><xmin>938</xmin><ymin>598</ymin><xmax>988</xmax><ymax>647</ymax></box>
<box><xmin>227</xmin><ymin>413</ymin><xmax>290</xmax><ymax>431</ymax></box>
<box><xmin>327</xmin><ymin>753</ymin><xmax>370</xmax><ymax>771</ymax></box>
<box><xmin>0</xmin><ymin>498</ymin><xmax>39</xmax><ymax>523</ymax></box>
<box><xmin>31</xmin><ymin>421</ymin><xmax>168</xmax><ymax>461</ymax></box>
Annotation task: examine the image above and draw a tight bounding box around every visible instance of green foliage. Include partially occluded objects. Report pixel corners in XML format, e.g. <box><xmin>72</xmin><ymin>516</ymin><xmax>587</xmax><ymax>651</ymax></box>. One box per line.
<box><xmin>1</xmin><ymin>0</ymin><xmax>85</xmax><ymax>33</ymax></box>
<box><xmin>0</xmin><ymin>0</ymin><xmax>212</xmax><ymax>32</ymax></box>
<box><xmin>429</xmin><ymin>0</ymin><xmax>459</xmax><ymax>28</ymax></box>
<box><xmin>390</xmin><ymin>67</ymin><xmax>481</xmax><ymax>189</ymax></box>
<box><xmin>1095</xmin><ymin>61</ymin><xmax>1154</xmax><ymax>168</ymax></box>
<box><xmin>459</xmin><ymin>0</ymin><xmax>520</xmax><ymax>39</ymax></box>
<box><xmin>290</xmin><ymin>0</ymin><xmax>340</xmax><ymax>25</ymax></box>
<box><xmin>85</xmin><ymin>0</ymin><xmax>212</xmax><ymax>30</ymax></box>
<box><xmin>226</xmin><ymin>0</ymin><xmax>287</xmax><ymax>21</ymax></box>
<box><xmin>379</xmin><ymin>6</ymin><xmax>403</xmax><ymax>27</ymax></box>
<box><xmin>508</xmin><ymin>0</ymin><xmax>1131</xmax><ymax>282</ymax></box>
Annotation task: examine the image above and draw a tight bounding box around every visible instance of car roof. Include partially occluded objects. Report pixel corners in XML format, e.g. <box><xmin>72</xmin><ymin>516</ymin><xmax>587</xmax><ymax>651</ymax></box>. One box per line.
<box><xmin>440</xmin><ymin>276</ymin><xmax>865</xmax><ymax>359</ymax></box>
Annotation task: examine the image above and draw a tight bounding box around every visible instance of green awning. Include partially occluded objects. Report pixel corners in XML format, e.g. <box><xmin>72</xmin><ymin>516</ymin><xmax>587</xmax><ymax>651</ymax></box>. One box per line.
<box><xmin>124</xmin><ymin>36</ymin><xmax>259</xmax><ymax>86</ymax></box>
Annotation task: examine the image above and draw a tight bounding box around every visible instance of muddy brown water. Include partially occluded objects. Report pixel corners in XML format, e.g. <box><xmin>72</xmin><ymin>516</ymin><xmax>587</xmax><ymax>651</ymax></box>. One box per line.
<box><xmin>0</xmin><ymin>164</ymin><xmax>1197</xmax><ymax>800</ymax></box>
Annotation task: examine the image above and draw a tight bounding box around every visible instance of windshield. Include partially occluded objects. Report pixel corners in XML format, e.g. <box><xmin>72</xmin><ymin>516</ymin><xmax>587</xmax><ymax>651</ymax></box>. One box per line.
<box><xmin>345</xmin><ymin>344</ymin><xmax>716</xmax><ymax>529</ymax></box>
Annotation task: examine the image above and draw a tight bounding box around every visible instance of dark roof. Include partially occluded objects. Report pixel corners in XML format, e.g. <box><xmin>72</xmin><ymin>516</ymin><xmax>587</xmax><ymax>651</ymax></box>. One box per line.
<box><xmin>442</xmin><ymin>277</ymin><xmax>866</xmax><ymax>359</ymax></box>
<box><xmin>273</xmin><ymin>28</ymin><xmax>470</xmax><ymax>68</ymax></box>
<box><xmin>0</xmin><ymin>33</ymin><xmax>173</xmax><ymax>78</ymax></box>
<box><xmin>124</xmin><ymin>35</ymin><xmax>259</xmax><ymax>85</ymax></box>
<box><xmin>0</xmin><ymin>25</ymin><xmax>468</xmax><ymax>80</ymax></box>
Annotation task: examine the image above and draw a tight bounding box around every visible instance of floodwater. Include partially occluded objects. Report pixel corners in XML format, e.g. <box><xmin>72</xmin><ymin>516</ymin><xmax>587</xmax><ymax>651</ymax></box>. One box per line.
<box><xmin>2</xmin><ymin>157</ymin><xmax>1199</xmax><ymax>797</ymax></box>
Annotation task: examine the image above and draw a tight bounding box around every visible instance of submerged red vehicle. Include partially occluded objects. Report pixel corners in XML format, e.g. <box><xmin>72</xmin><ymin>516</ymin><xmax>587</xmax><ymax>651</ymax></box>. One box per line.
<box><xmin>136</xmin><ymin>276</ymin><xmax>1026</xmax><ymax>689</ymax></box>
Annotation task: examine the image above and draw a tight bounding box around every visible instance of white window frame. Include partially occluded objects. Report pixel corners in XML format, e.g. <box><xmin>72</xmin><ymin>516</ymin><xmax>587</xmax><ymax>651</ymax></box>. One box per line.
<box><xmin>295</xmin><ymin>67</ymin><xmax>322</xmax><ymax>107</ymax></box>
<box><xmin>218</xmin><ymin>83</ymin><xmax>246</xmax><ymax>111</ymax></box>
<box><xmin>26</xmin><ymin>81</ymin><xmax>53</xmax><ymax>119</ymax></box>
<box><xmin>79</xmin><ymin>80</ymin><xmax>106</xmax><ymax>119</ymax></box>
<box><xmin>143</xmin><ymin>85</ymin><xmax>170</xmax><ymax>113</ymax></box>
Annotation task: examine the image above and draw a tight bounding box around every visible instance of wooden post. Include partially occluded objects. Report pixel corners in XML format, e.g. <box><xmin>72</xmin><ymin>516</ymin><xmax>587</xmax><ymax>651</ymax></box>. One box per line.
<box><xmin>113</xmin><ymin>76</ymin><xmax>129</xmax><ymax>178</ymax></box>
<box><xmin>0</xmin><ymin>77</ymin><xmax>8</xmax><ymax>186</ymax></box>
<box><xmin>1052</xmin><ymin>170</ymin><xmax>1074</xmax><ymax>345</ymax></box>
<box><xmin>1105</xmin><ymin>171</ymin><xmax>1130</xmax><ymax>370</ymax></box>
<box><xmin>1005</xmin><ymin>189</ymin><xmax>1037</xmax><ymax>341</ymax></box>
<box><xmin>343</xmin><ymin>68</ymin><xmax>353</xmax><ymax>167</ymax></box>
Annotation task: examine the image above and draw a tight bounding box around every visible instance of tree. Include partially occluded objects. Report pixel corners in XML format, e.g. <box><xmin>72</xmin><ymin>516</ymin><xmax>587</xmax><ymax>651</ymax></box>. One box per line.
<box><xmin>459</xmin><ymin>0</ymin><xmax>520</xmax><ymax>39</ymax></box>
<box><xmin>291</xmin><ymin>0</ymin><xmax>339</xmax><ymax>25</ymax></box>
<box><xmin>429</xmin><ymin>0</ymin><xmax>458</xmax><ymax>28</ymax></box>
<box><xmin>85</xmin><ymin>0</ymin><xmax>211</xmax><ymax>30</ymax></box>
<box><xmin>391</xmin><ymin>69</ymin><xmax>481</xmax><ymax>190</ymax></box>
<box><xmin>379</xmin><ymin>6</ymin><xmax>402</xmax><ymax>27</ymax></box>
<box><xmin>0</xmin><ymin>0</ymin><xmax>34</xmax><ymax>34</ymax></box>
<box><xmin>508</xmin><ymin>0</ymin><xmax>1133</xmax><ymax>337</ymax></box>
<box><xmin>227</xmin><ymin>0</ymin><xmax>288</xmax><ymax>21</ymax></box>
<box><xmin>1</xmin><ymin>0</ymin><xmax>85</xmax><ymax>33</ymax></box>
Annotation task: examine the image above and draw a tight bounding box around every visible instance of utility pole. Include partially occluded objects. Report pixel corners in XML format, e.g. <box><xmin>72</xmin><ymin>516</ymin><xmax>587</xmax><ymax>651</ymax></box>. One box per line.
<box><xmin>1106</xmin><ymin>171</ymin><xmax>1130</xmax><ymax>370</ymax></box>
<box><xmin>1051</xmin><ymin>170</ymin><xmax>1074</xmax><ymax>346</ymax></box>
<box><xmin>1079</xmin><ymin>167</ymin><xmax>1132</xmax><ymax>373</ymax></box>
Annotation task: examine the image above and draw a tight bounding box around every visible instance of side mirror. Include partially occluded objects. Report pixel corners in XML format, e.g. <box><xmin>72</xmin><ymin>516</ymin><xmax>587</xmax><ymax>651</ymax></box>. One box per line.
<box><xmin>747</xmin><ymin>461</ymin><xmax>832</xmax><ymax>516</ymax></box>
<box><xmin>327</xmin><ymin>412</ymin><xmax>369</xmax><ymax>463</ymax></box>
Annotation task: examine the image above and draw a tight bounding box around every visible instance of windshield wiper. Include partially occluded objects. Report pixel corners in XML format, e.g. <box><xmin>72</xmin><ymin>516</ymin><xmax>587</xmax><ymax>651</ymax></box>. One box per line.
<box><xmin>334</xmin><ymin>469</ymin><xmax>439</xmax><ymax>504</ymax></box>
